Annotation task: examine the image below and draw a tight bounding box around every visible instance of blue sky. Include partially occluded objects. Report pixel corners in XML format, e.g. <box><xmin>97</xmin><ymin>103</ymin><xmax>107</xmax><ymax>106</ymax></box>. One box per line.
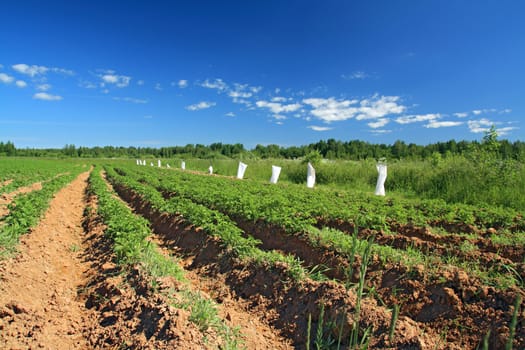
<box><xmin>0</xmin><ymin>1</ymin><xmax>523</xmax><ymax>148</ymax></box>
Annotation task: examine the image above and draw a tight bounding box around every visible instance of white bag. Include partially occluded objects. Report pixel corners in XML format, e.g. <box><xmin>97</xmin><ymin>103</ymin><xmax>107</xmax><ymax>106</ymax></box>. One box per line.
<box><xmin>150</xmin><ymin>162</ymin><xmax>154</xmax><ymax>167</ymax></box>
<box><xmin>375</xmin><ymin>162</ymin><xmax>387</xmax><ymax>196</ymax></box>
<box><xmin>158</xmin><ymin>159</ymin><xmax>162</xmax><ymax>167</ymax></box>
<box><xmin>269</xmin><ymin>165</ymin><xmax>281</xmax><ymax>184</ymax></box>
<box><xmin>166</xmin><ymin>163</ymin><xmax>170</xmax><ymax>168</ymax></box>
<box><xmin>208</xmin><ymin>165</ymin><xmax>213</xmax><ymax>174</ymax></box>
<box><xmin>307</xmin><ymin>162</ymin><xmax>316</xmax><ymax>188</ymax></box>
<box><xmin>181</xmin><ymin>161</ymin><xmax>186</xmax><ymax>170</ymax></box>
<box><xmin>237</xmin><ymin>162</ymin><xmax>248</xmax><ymax>179</ymax></box>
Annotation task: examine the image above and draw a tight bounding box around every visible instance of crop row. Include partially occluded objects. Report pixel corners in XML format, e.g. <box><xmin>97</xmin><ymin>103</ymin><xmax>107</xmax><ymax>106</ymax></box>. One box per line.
<box><xmin>0</xmin><ymin>168</ymin><xmax>84</xmax><ymax>257</ymax></box>
<box><xmin>0</xmin><ymin>158</ymin><xmax>84</xmax><ymax>196</ymax></box>
<box><xmin>87</xmin><ymin>167</ymin><xmax>242</xmax><ymax>348</ymax></box>
<box><xmin>122</xmin><ymin>162</ymin><xmax>525</xmax><ymax>235</ymax></box>
<box><xmin>112</xmin><ymin>164</ymin><xmax>524</xmax><ymax>289</ymax></box>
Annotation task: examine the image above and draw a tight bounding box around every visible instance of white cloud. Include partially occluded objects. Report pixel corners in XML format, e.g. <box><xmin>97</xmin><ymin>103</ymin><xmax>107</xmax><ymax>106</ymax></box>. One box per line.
<box><xmin>424</xmin><ymin>120</ymin><xmax>463</xmax><ymax>128</ymax></box>
<box><xmin>79</xmin><ymin>80</ymin><xmax>97</xmax><ymax>89</ymax></box>
<box><xmin>144</xmin><ymin>115</ymin><xmax>153</xmax><ymax>119</ymax></box>
<box><xmin>137</xmin><ymin>80</ymin><xmax>144</xmax><ymax>86</ymax></box>
<box><xmin>186</xmin><ymin>101</ymin><xmax>216</xmax><ymax>111</ymax></box>
<box><xmin>33</xmin><ymin>92</ymin><xmax>62</xmax><ymax>101</ymax></box>
<box><xmin>368</xmin><ymin>118</ymin><xmax>389</xmax><ymax>129</ymax></box>
<box><xmin>467</xmin><ymin>118</ymin><xmax>493</xmax><ymax>133</ymax></box>
<box><xmin>225</xmin><ymin>112</ymin><xmax>236</xmax><ymax>117</ymax></box>
<box><xmin>201</xmin><ymin>78</ymin><xmax>227</xmax><ymax>91</ymax></box>
<box><xmin>370</xmin><ymin>129</ymin><xmax>392</xmax><ymax>134</ymax></box>
<box><xmin>472</xmin><ymin>110</ymin><xmax>482</xmax><ymax>115</ymax></box>
<box><xmin>113</xmin><ymin>97</ymin><xmax>148</xmax><ymax>104</ymax></box>
<box><xmin>341</xmin><ymin>71</ymin><xmax>368</xmax><ymax>80</ymax></box>
<box><xmin>15</xmin><ymin>80</ymin><xmax>27</xmax><ymax>88</ymax></box>
<box><xmin>99</xmin><ymin>71</ymin><xmax>131</xmax><ymax>88</ymax></box>
<box><xmin>52</xmin><ymin>67</ymin><xmax>74</xmax><ymax>76</ymax></box>
<box><xmin>497</xmin><ymin>126</ymin><xmax>518</xmax><ymax>136</ymax></box>
<box><xmin>229</xmin><ymin>90</ymin><xmax>252</xmax><ymax>99</ymax></box>
<box><xmin>308</xmin><ymin>125</ymin><xmax>333</xmax><ymax>131</ymax></box>
<box><xmin>177</xmin><ymin>79</ymin><xmax>188</xmax><ymax>88</ymax></box>
<box><xmin>0</xmin><ymin>64</ymin><xmax>3</xmax><ymax>69</ymax></box>
<box><xmin>500</xmin><ymin>108</ymin><xmax>512</xmax><ymax>114</ymax></box>
<box><xmin>273</xmin><ymin>114</ymin><xmax>287</xmax><ymax>120</ymax></box>
<box><xmin>395</xmin><ymin>113</ymin><xmax>440</xmax><ymax>124</ymax></box>
<box><xmin>155</xmin><ymin>83</ymin><xmax>162</xmax><ymax>91</ymax></box>
<box><xmin>37</xmin><ymin>83</ymin><xmax>51</xmax><ymax>91</ymax></box>
<box><xmin>355</xmin><ymin>95</ymin><xmax>406</xmax><ymax>120</ymax></box>
<box><xmin>0</xmin><ymin>72</ymin><xmax>14</xmax><ymax>84</ymax></box>
<box><xmin>454</xmin><ymin>112</ymin><xmax>468</xmax><ymax>118</ymax></box>
<box><xmin>12</xmin><ymin>63</ymin><xmax>48</xmax><ymax>77</ymax></box>
<box><xmin>303</xmin><ymin>95</ymin><xmax>405</xmax><ymax>123</ymax></box>
<box><xmin>271</xmin><ymin>97</ymin><xmax>287</xmax><ymax>102</ymax></box>
<box><xmin>303</xmin><ymin>97</ymin><xmax>358</xmax><ymax>122</ymax></box>
<box><xmin>256</xmin><ymin>100</ymin><xmax>302</xmax><ymax>114</ymax></box>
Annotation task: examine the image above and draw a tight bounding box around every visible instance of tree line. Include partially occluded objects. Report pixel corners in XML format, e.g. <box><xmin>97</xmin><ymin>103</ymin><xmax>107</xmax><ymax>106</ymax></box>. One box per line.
<box><xmin>1</xmin><ymin>137</ymin><xmax>524</xmax><ymax>161</ymax></box>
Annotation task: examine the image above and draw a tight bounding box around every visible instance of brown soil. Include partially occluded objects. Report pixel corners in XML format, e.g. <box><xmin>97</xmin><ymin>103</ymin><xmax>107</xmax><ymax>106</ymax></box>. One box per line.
<box><xmin>112</xmin><ymin>181</ymin><xmax>446</xmax><ymax>349</ymax></box>
<box><xmin>0</xmin><ymin>179</ymin><xmax>13</xmax><ymax>188</ymax></box>
<box><xmin>0</xmin><ymin>172</ymin><xmax>95</xmax><ymax>349</ymax></box>
<box><xmin>81</xmin><ymin>193</ymin><xmax>212</xmax><ymax>349</ymax></box>
<box><xmin>0</xmin><ymin>181</ymin><xmax>43</xmax><ymax>218</ymax></box>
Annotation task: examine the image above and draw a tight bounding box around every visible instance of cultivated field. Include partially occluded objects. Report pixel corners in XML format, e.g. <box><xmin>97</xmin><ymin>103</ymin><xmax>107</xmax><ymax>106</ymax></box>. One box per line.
<box><xmin>0</xmin><ymin>158</ymin><xmax>523</xmax><ymax>349</ymax></box>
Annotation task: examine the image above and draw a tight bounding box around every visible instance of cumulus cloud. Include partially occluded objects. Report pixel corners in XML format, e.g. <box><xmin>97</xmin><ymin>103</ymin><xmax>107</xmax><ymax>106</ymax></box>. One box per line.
<box><xmin>355</xmin><ymin>95</ymin><xmax>406</xmax><ymax>120</ymax></box>
<box><xmin>370</xmin><ymin>129</ymin><xmax>392</xmax><ymax>134</ymax></box>
<box><xmin>12</xmin><ymin>63</ymin><xmax>49</xmax><ymax>77</ymax></box>
<box><xmin>15</xmin><ymin>80</ymin><xmax>27</xmax><ymax>88</ymax></box>
<box><xmin>303</xmin><ymin>95</ymin><xmax>405</xmax><ymax>123</ymax></box>
<box><xmin>496</xmin><ymin>126</ymin><xmax>518</xmax><ymax>136</ymax></box>
<box><xmin>308</xmin><ymin>125</ymin><xmax>333</xmax><ymax>131</ymax></box>
<box><xmin>177</xmin><ymin>79</ymin><xmax>188</xmax><ymax>88</ymax></box>
<box><xmin>113</xmin><ymin>97</ymin><xmax>148</xmax><ymax>104</ymax></box>
<box><xmin>201</xmin><ymin>78</ymin><xmax>227</xmax><ymax>91</ymax></box>
<box><xmin>37</xmin><ymin>83</ymin><xmax>52</xmax><ymax>91</ymax></box>
<box><xmin>0</xmin><ymin>72</ymin><xmax>14</xmax><ymax>84</ymax></box>
<box><xmin>341</xmin><ymin>71</ymin><xmax>368</xmax><ymax>80</ymax></box>
<box><xmin>225</xmin><ymin>112</ymin><xmax>236</xmax><ymax>117</ymax></box>
<box><xmin>424</xmin><ymin>120</ymin><xmax>463</xmax><ymax>128</ymax></box>
<box><xmin>256</xmin><ymin>100</ymin><xmax>302</xmax><ymax>114</ymax></box>
<box><xmin>303</xmin><ymin>97</ymin><xmax>358</xmax><ymax>122</ymax></box>
<box><xmin>368</xmin><ymin>118</ymin><xmax>389</xmax><ymax>129</ymax></box>
<box><xmin>137</xmin><ymin>80</ymin><xmax>144</xmax><ymax>86</ymax></box>
<box><xmin>395</xmin><ymin>113</ymin><xmax>440</xmax><ymax>124</ymax></box>
<box><xmin>271</xmin><ymin>97</ymin><xmax>287</xmax><ymax>102</ymax></box>
<box><xmin>454</xmin><ymin>112</ymin><xmax>468</xmax><ymax>118</ymax></box>
<box><xmin>467</xmin><ymin>118</ymin><xmax>493</xmax><ymax>133</ymax></box>
<box><xmin>155</xmin><ymin>83</ymin><xmax>162</xmax><ymax>91</ymax></box>
<box><xmin>186</xmin><ymin>101</ymin><xmax>216</xmax><ymax>111</ymax></box>
<box><xmin>100</xmin><ymin>72</ymin><xmax>131</xmax><ymax>87</ymax></box>
<box><xmin>33</xmin><ymin>92</ymin><xmax>62</xmax><ymax>101</ymax></box>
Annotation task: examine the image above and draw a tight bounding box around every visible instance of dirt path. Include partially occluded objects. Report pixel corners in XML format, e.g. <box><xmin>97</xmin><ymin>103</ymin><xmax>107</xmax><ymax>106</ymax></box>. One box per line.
<box><xmin>0</xmin><ymin>171</ymin><xmax>96</xmax><ymax>349</ymax></box>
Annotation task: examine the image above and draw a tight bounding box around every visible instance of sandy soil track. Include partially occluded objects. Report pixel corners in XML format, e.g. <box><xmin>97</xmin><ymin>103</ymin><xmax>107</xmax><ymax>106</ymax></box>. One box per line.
<box><xmin>0</xmin><ymin>172</ymin><xmax>96</xmax><ymax>349</ymax></box>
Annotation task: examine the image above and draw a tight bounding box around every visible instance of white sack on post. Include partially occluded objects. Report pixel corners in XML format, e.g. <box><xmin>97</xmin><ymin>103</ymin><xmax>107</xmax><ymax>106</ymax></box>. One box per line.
<box><xmin>181</xmin><ymin>161</ymin><xmax>186</xmax><ymax>170</ymax></box>
<box><xmin>306</xmin><ymin>162</ymin><xmax>316</xmax><ymax>188</ymax></box>
<box><xmin>150</xmin><ymin>162</ymin><xmax>154</xmax><ymax>167</ymax></box>
<box><xmin>374</xmin><ymin>161</ymin><xmax>387</xmax><ymax>196</ymax></box>
<box><xmin>237</xmin><ymin>162</ymin><xmax>248</xmax><ymax>179</ymax></box>
<box><xmin>166</xmin><ymin>164</ymin><xmax>170</xmax><ymax>168</ymax></box>
<box><xmin>208</xmin><ymin>165</ymin><xmax>213</xmax><ymax>174</ymax></box>
<box><xmin>269</xmin><ymin>165</ymin><xmax>281</xmax><ymax>184</ymax></box>
<box><xmin>158</xmin><ymin>159</ymin><xmax>162</xmax><ymax>167</ymax></box>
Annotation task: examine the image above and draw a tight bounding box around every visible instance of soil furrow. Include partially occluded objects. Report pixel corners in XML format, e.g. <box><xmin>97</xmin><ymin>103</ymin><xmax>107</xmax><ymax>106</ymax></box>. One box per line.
<box><xmin>0</xmin><ymin>171</ymin><xmax>96</xmax><ymax>349</ymax></box>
